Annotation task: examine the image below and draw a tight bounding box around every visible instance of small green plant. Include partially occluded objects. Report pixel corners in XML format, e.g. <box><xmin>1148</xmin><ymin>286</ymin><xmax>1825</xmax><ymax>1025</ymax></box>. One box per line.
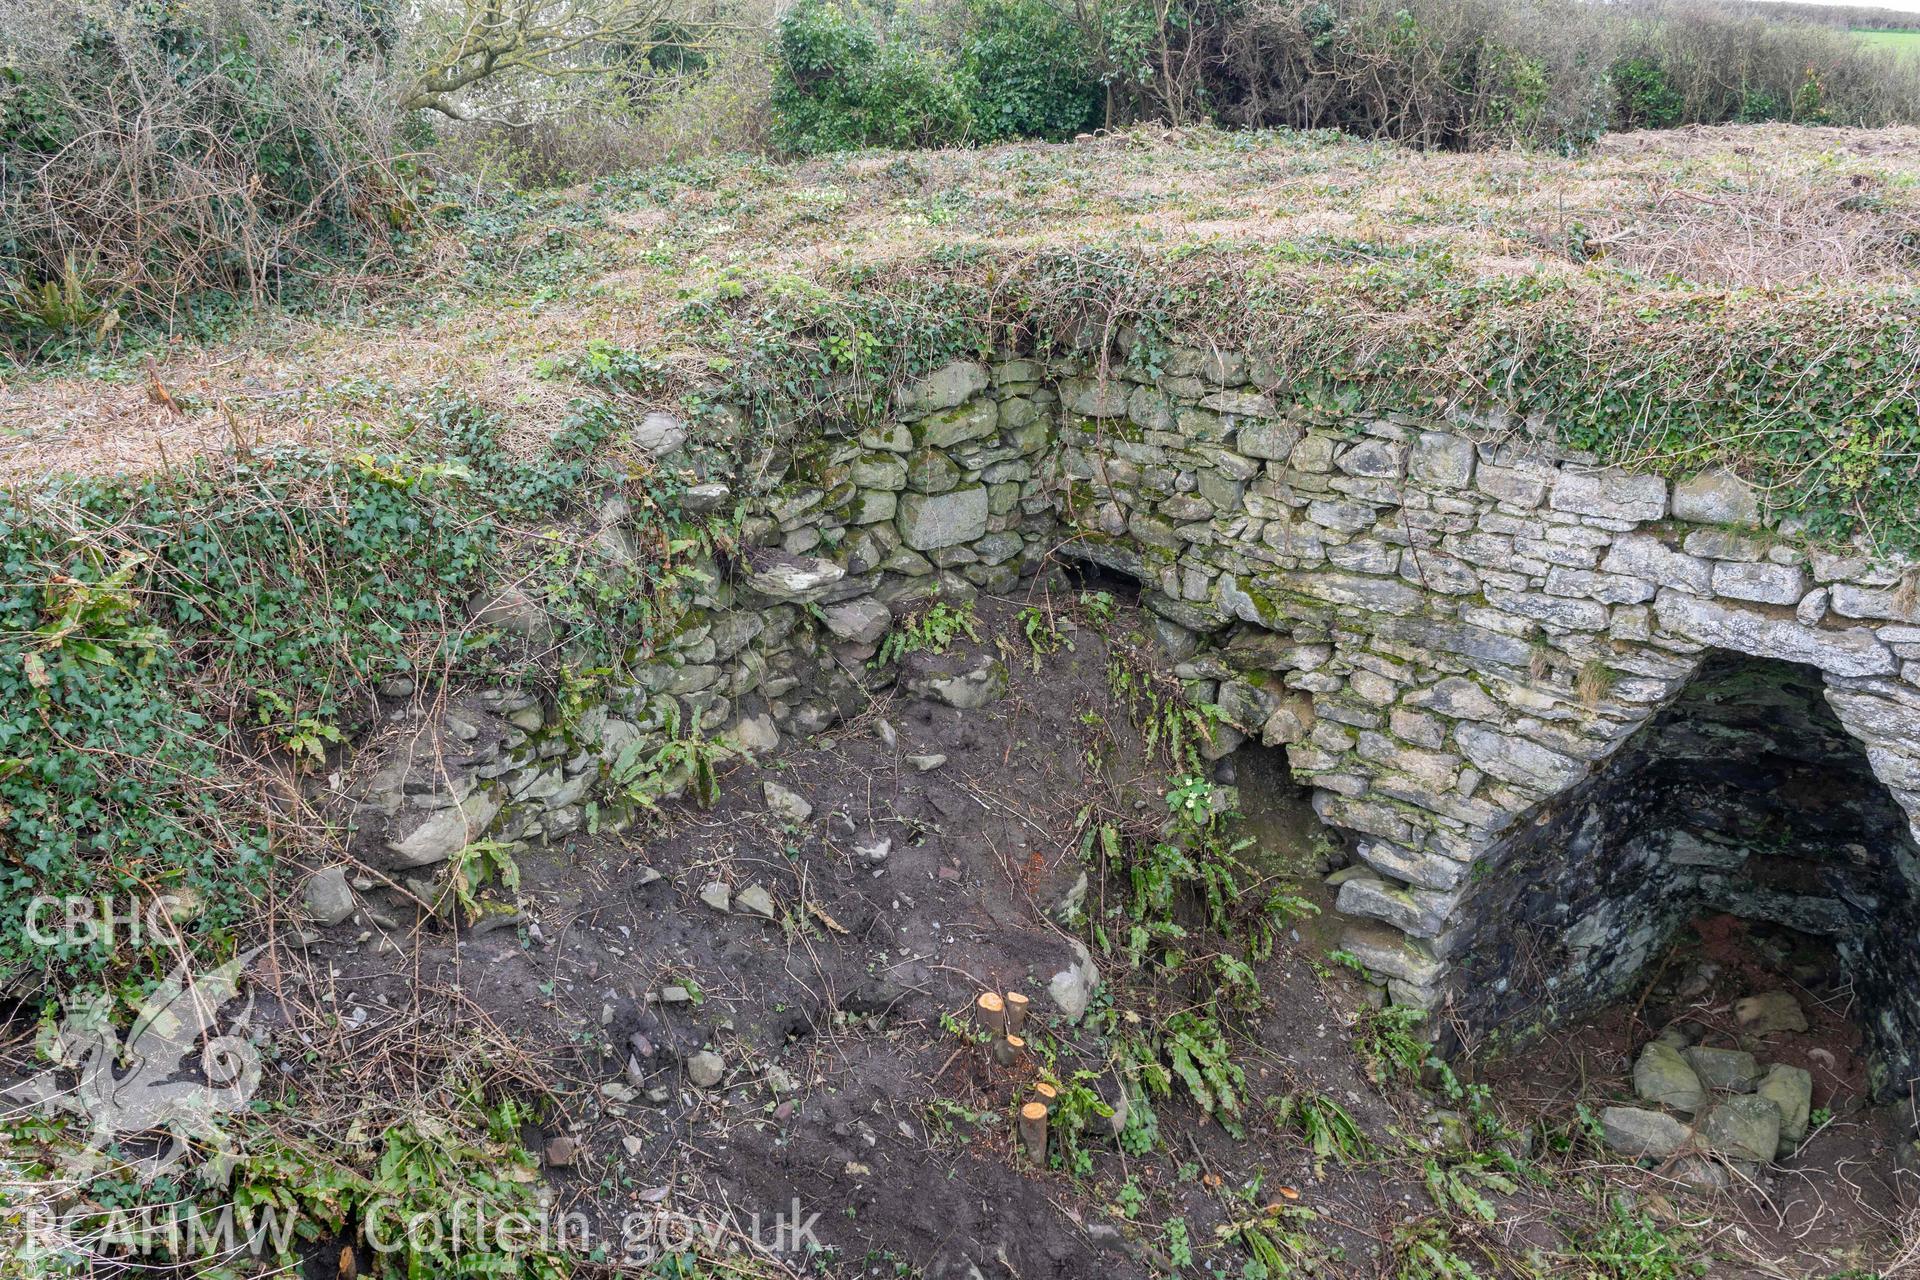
<box><xmin>1355</xmin><ymin>1005</ymin><xmax>1431</xmax><ymax>1085</ymax></box>
<box><xmin>608</xmin><ymin>700</ymin><xmax>732</xmax><ymax>812</ymax></box>
<box><xmin>1165</xmin><ymin>1216</ymin><xmax>1194</xmax><ymax>1269</ymax></box>
<box><xmin>1422</xmin><ymin>1153</ymin><xmax>1517</xmax><ymax>1222</ymax></box>
<box><xmin>1568</xmin><ymin>1199</ymin><xmax>1703</xmax><ymax>1279</ymax></box>
<box><xmin>1078</xmin><ymin>590</ymin><xmax>1116</xmax><ymax>628</ymax></box>
<box><xmin>1393</xmin><ymin>1217</ymin><xmax>1481</xmax><ymax>1280</ymax></box>
<box><xmin>1126</xmin><ymin>1009</ymin><xmax>1246</xmax><ymax>1123</ymax></box>
<box><xmin>872</xmin><ymin>596</ymin><xmax>980</xmax><ymax>666</ymax></box>
<box><xmin>1269</xmin><ymin>1092</ymin><xmax>1368</xmax><ymax>1173</ymax></box>
<box><xmin>446</xmin><ymin>840</ymin><xmax>523</xmax><ymax>924</ymax></box>
<box><xmin>1017</xmin><ymin>604</ymin><xmax>1072</xmax><ymax>669</ymax></box>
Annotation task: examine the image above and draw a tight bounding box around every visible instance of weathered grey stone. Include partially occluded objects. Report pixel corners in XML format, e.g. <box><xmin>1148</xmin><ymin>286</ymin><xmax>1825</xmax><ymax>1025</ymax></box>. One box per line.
<box><xmin>735</xmin><ymin>883</ymin><xmax>776</xmax><ymax>919</ymax></box>
<box><xmin>1684</xmin><ymin>1045</ymin><xmax>1762</xmax><ymax>1091</ymax></box>
<box><xmin>686</xmin><ymin>1050</ymin><xmax>726</xmax><ymax>1088</ymax></box>
<box><xmin>303</xmin><ymin>866</ymin><xmax>355</xmax><ymax>926</ymax></box>
<box><xmin>900</xmin><ymin>361</ymin><xmax>988</xmax><ymax>414</ymax></box>
<box><xmin>1476</xmin><ymin>461</ymin><xmax>1552</xmax><ymax>507</ymax></box>
<box><xmin>1455</xmin><ymin>723</ymin><xmax>1584</xmax><ymax>790</ymax></box>
<box><xmin>1601</xmin><ymin>534</ymin><xmax>1712</xmax><ymax>595</ymax></box>
<box><xmin>1337</xmin><ymin>438</ymin><xmax>1407</xmax><ymax>480</ymax></box>
<box><xmin>908</xmin><ymin>657</ymin><xmax>1008</xmax><ymax>710</ymax></box>
<box><xmin>385</xmin><ymin>790</ymin><xmax>501</xmax><ymax>868</ymax></box>
<box><xmin>820</xmin><ymin>597</ymin><xmax>892</xmax><ymax>645</ymax></box>
<box><xmin>915</xmin><ymin>400</ymin><xmax>999</xmax><ymax>448</ymax></box>
<box><xmin>698</xmin><ymin>881</ymin><xmax>732</xmax><ymax>911</ymax></box>
<box><xmin>1048</xmin><ymin>940</ymin><xmax>1101</xmax><ymax>1021</ymax></box>
<box><xmin>1406</xmin><ymin>677</ymin><xmax>1502</xmax><ymax>722</ymax></box>
<box><xmin>1674</xmin><ymin>468</ymin><xmax>1760</xmax><ymax>525</ymax></box>
<box><xmin>634</xmin><ymin>412</ymin><xmax>687</xmax><ymax>455</ymax></box>
<box><xmin>1601</xmin><ymin>1106</ymin><xmax>1690</xmax><ymax>1159</ymax></box>
<box><xmin>1633</xmin><ymin>1042</ymin><xmax>1706</xmax><ymax>1114</ymax></box>
<box><xmin>727</xmin><ymin>714</ymin><xmax>780</xmax><ymax>755</ymax></box>
<box><xmin>1712</xmin><ymin>561</ymin><xmax>1808</xmax><ymax>606</ymax></box>
<box><xmin>852</xmin><ymin>453</ymin><xmax>909</xmax><ymax>490</ymax></box>
<box><xmin>1734</xmin><ymin>992</ymin><xmax>1807</xmax><ymax>1035</ymax></box>
<box><xmin>748</xmin><ymin>555</ymin><xmax>846</xmax><ymax>602</ymax></box>
<box><xmin>1335</xmin><ymin>876</ymin><xmax>1459</xmax><ymax>938</ymax></box>
<box><xmin>1410</xmin><ymin>432</ymin><xmax>1476</xmax><ymax>488</ymax></box>
<box><xmin>1655</xmin><ymin>591</ymin><xmax>1895</xmax><ymax>677</ymax></box>
<box><xmin>1756</xmin><ymin>1064</ymin><xmax>1812</xmax><ymax>1148</ymax></box>
<box><xmin>681</xmin><ymin>482</ymin><xmax>732</xmax><ymax>513</ymax></box>
<box><xmin>763</xmin><ymin>781</ymin><xmax>813</xmax><ymax>824</ymax></box>
<box><xmin>1550</xmin><ymin>467</ymin><xmax>1668</xmax><ymax>521</ymax></box>
<box><xmin>898</xmin><ymin>486</ymin><xmax>989</xmax><ymax>551</ymax></box>
<box><xmin>1238</xmin><ymin>421</ymin><xmax>1302</xmax><ymax>461</ymax></box>
<box><xmin>1339</xmin><ymin>922</ymin><xmax>1442</xmax><ymax>986</ymax></box>
<box><xmin>1698</xmin><ymin>1096</ymin><xmax>1780</xmax><ymax>1163</ymax></box>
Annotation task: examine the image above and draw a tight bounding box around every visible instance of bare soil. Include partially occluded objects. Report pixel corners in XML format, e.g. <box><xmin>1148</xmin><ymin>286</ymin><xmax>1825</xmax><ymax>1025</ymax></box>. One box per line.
<box><xmin>263</xmin><ymin>594</ymin><xmax>1920</xmax><ymax>1278</ymax></box>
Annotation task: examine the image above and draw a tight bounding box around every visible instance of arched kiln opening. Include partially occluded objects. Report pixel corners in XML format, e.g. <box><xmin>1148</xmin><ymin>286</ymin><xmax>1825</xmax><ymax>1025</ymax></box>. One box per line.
<box><xmin>1448</xmin><ymin>653</ymin><xmax>1920</xmax><ymax>1102</ymax></box>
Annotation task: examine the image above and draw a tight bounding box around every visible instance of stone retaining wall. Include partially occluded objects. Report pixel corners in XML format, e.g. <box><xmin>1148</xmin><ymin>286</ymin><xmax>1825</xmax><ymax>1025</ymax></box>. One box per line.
<box><xmin>335</xmin><ymin>347</ymin><xmax>1920</xmax><ymax>1094</ymax></box>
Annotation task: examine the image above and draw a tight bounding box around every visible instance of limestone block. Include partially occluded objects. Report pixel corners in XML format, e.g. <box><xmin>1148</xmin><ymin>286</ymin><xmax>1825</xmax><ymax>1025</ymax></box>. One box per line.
<box><xmin>1338</xmin><ymin>921</ymin><xmax>1443</xmax><ymax>985</ymax></box>
<box><xmin>1600</xmin><ymin>534</ymin><xmax>1710</xmax><ymax>595</ymax></box>
<box><xmin>898</xmin><ymin>486</ymin><xmax>990</xmax><ymax>551</ymax></box>
<box><xmin>1601</xmin><ymin>1106</ymin><xmax>1690</xmax><ymax>1159</ymax></box>
<box><xmin>1683</xmin><ymin>1045</ymin><xmax>1761</xmax><ymax>1091</ymax></box>
<box><xmin>913</xmin><ymin>399</ymin><xmax>999</xmax><ymax>448</ymax></box>
<box><xmin>898</xmin><ymin>360</ymin><xmax>988</xmax><ymax>414</ymax></box>
<box><xmin>1633</xmin><ymin>1042</ymin><xmax>1706</xmax><ymax>1114</ymax></box>
<box><xmin>1238</xmin><ymin>421</ymin><xmax>1303</xmax><ymax>461</ymax></box>
<box><xmin>1673</xmin><ymin>468</ymin><xmax>1759</xmax><ymax>525</ymax></box>
<box><xmin>1550</xmin><ymin>467</ymin><xmax>1668</xmax><ymax>522</ymax></box>
<box><xmin>1476</xmin><ymin>461</ymin><xmax>1553</xmax><ymax>508</ymax></box>
<box><xmin>1654</xmin><ymin>591</ymin><xmax>1894</xmax><ymax>677</ymax></box>
<box><xmin>1712</xmin><ymin>560</ymin><xmax>1808</xmax><ymax>606</ymax></box>
<box><xmin>1336</xmin><ymin>438</ymin><xmax>1408</xmax><ymax>480</ymax></box>
<box><xmin>1409</xmin><ymin>432</ymin><xmax>1476</xmax><ymax>488</ymax></box>
<box><xmin>1698</xmin><ymin>1096</ymin><xmax>1780</xmax><ymax>1164</ymax></box>
<box><xmin>1454</xmin><ymin>723</ymin><xmax>1584</xmax><ymax>791</ymax></box>
<box><xmin>1756</xmin><ymin>1064</ymin><xmax>1812</xmax><ymax>1147</ymax></box>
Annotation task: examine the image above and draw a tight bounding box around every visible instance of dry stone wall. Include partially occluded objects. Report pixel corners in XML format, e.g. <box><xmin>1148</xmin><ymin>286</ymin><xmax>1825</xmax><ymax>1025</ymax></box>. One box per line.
<box><xmin>333</xmin><ymin>347</ymin><xmax>1920</xmax><ymax>1092</ymax></box>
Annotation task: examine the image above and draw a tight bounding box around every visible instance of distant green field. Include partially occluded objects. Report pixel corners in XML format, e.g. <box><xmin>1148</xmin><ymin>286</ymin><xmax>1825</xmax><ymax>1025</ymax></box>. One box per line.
<box><xmin>1854</xmin><ymin>27</ymin><xmax>1920</xmax><ymax>55</ymax></box>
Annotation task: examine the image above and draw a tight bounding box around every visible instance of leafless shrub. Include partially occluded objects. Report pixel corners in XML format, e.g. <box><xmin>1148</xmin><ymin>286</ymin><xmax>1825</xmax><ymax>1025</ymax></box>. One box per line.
<box><xmin>0</xmin><ymin>0</ymin><xmax>410</xmax><ymax>330</ymax></box>
<box><xmin>1208</xmin><ymin>0</ymin><xmax>1617</xmax><ymax>151</ymax></box>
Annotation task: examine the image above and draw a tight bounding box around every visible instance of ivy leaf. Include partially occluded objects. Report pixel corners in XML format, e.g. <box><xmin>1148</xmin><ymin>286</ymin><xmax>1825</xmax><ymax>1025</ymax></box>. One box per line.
<box><xmin>22</xmin><ymin>653</ymin><xmax>49</xmax><ymax>689</ymax></box>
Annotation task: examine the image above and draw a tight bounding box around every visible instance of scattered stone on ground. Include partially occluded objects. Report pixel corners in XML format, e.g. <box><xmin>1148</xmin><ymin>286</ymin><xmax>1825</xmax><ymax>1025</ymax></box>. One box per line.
<box><xmin>698</xmin><ymin>882</ymin><xmax>732</xmax><ymax>912</ymax></box>
<box><xmin>1633</xmin><ymin>1042</ymin><xmax>1706</xmax><ymax>1114</ymax></box>
<box><xmin>687</xmin><ymin>1051</ymin><xmax>726</xmax><ymax>1089</ymax></box>
<box><xmin>1735</xmin><ymin>991</ymin><xmax>1810</xmax><ymax>1035</ymax></box>
<box><xmin>1684</xmin><ymin>1045</ymin><xmax>1762</xmax><ymax>1091</ymax></box>
<box><xmin>302</xmin><ymin>866</ymin><xmax>355</xmax><ymax>926</ymax></box>
<box><xmin>763</xmin><ymin>780</ymin><xmax>813</xmax><ymax>824</ymax></box>
<box><xmin>734</xmin><ymin>883</ymin><xmax>775</xmax><ymax>919</ymax></box>
<box><xmin>1698</xmin><ymin>1095</ymin><xmax>1782</xmax><ymax>1163</ymax></box>
<box><xmin>1600</xmin><ymin>1106</ymin><xmax>1690</xmax><ymax>1159</ymax></box>
<box><xmin>1048</xmin><ymin>940</ymin><xmax>1101</xmax><ymax>1022</ymax></box>
<box><xmin>1757</xmin><ymin>1063</ymin><xmax>1814</xmax><ymax>1148</ymax></box>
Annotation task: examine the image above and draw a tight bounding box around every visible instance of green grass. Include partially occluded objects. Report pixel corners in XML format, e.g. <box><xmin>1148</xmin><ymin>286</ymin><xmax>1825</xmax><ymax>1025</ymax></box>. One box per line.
<box><xmin>1853</xmin><ymin>27</ymin><xmax>1920</xmax><ymax>56</ymax></box>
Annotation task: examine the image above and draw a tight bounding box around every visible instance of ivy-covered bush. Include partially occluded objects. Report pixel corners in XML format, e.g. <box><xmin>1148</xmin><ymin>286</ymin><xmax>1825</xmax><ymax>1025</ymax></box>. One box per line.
<box><xmin>771</xmin><ymin>0</ymin><xmax>1104</xmax><ymax>152</ymax></box>
<box><xmin>771</xmin><ymin>0</ymin><xmax>975</xmax><ymax>152</ymax></box>
<box><xmin>0</xmin><ymin>398</ymin><xmax>662</xmax><ymax>986</ymax></box>
<box><xmin>959</xmin><ymin>0</ymin><xmax>1100</xmax><ymax>141</ymax></box>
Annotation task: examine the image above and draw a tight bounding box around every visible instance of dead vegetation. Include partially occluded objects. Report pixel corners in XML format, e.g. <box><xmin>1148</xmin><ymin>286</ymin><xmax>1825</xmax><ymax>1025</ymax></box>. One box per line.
<box><xmin>6</xmin><ymin>122</ymin><xmax>1920</xmax><ymax>491</ymax></box>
